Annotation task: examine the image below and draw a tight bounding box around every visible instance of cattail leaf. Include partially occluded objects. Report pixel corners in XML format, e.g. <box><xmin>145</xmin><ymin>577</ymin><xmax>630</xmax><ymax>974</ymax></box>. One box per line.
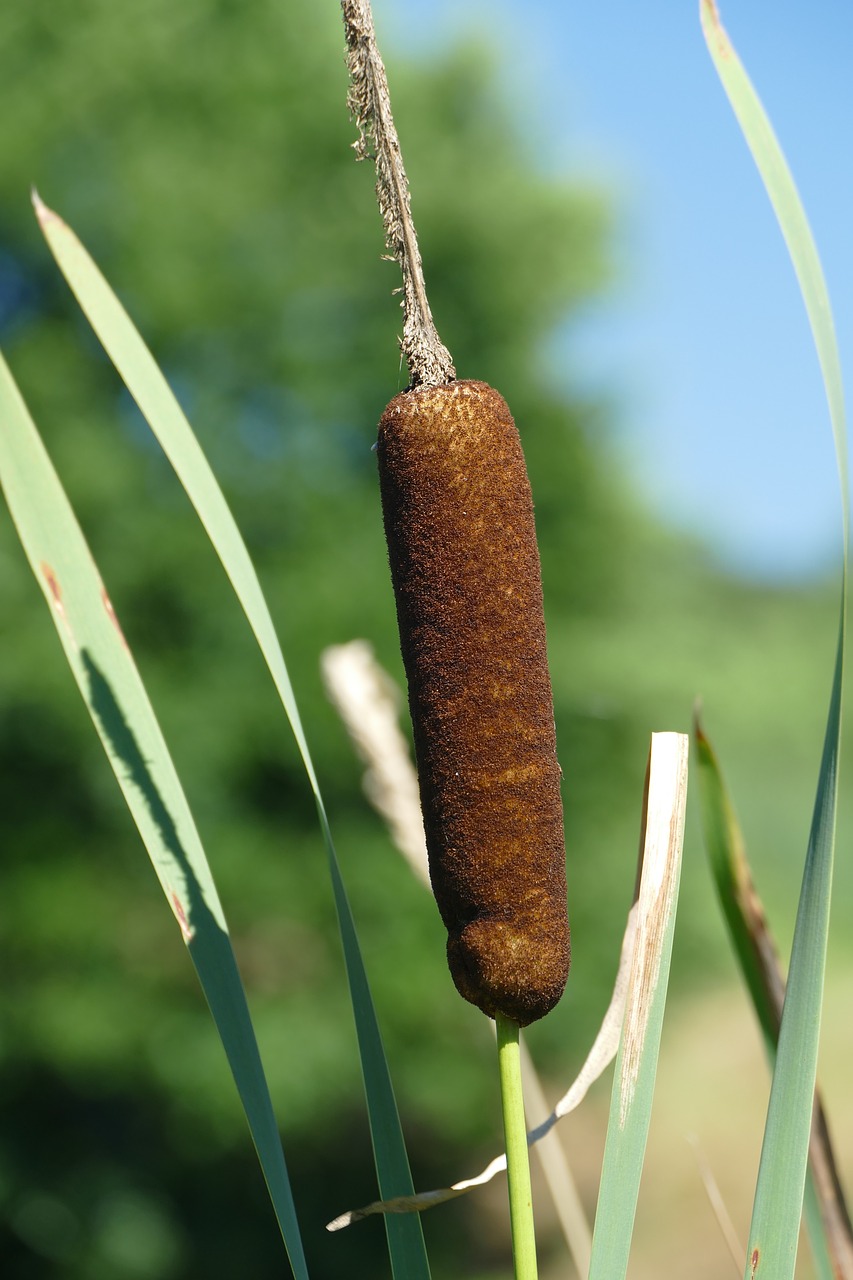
<box><xmin>693</xmin><ymin>718</ymin><xmax>782</xmax><ymax>1055</ymax></box>
<box><xmin>34</xmin><ymin>197</ymin><xmax>430</xmax><ymax>1280</ymax></box>
<box><xmin>700</xmin><ymin>6</ymin><xmax>848</xmax><ymax>513</ymax></box>
<box><xmin>694</xmin><ymin>719</ymin><xmax>853</xmax><ymax>1280</ymax></box>
<box><xmin>0</xmin><ymin>351</ymin><xmax>309</xmax><ymax>1280</ymax></box>
<box><xmin>701</xmin><ymin>6</ymin><xmax>848</xmax><ymax>1279</ymax></box>
<box><xmin>587</xmin><ymin>732</ymin><xmax>688</xmax><ymax>1280</ymax></box>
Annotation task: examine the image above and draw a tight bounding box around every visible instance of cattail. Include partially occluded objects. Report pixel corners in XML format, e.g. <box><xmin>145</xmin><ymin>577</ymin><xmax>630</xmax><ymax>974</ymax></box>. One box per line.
<box><xmin>377</xmin><ymin>380</ymin><xmax>569</xmax><ymax>1026</ymax></box>
<box><xmin>343</xmin><ymin>0</ymin><xmax>569</xmax><ymax>1025</ymax></box>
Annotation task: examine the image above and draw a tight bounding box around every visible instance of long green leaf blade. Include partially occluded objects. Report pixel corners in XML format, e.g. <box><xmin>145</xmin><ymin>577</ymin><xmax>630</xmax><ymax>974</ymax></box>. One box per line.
<box><xmin>701</xmin><ymin>7</ymin><xmax>848</xmax><ymax>1278</ymax></box>
<box><xmin>693</xmin><ymin>719</ymin><xmax>784</xmax><ymax>1055</ymax></box>
<box><xmin>700</xmin><ymin>5</ymin><xmax>848</xmax><ymax>515</ymax></box>
<box><xmin>694</xmin><ymin>720</ymin><xmax>853</xmax><ymax>1280</ymax></box>
<box><xmin>0</xmin><ymin>351</ymin><xmax>309</xmax><ymax>1280</ymax></box>
<box><xmin>588</xmin><ymin>733</ymin><xmax>688</xmax><ymax>1280</ymax></box>
<box><xmin>35</xmin><ymin>197</ymin><xmax>430</xmax><ymax>1280</ymax></box>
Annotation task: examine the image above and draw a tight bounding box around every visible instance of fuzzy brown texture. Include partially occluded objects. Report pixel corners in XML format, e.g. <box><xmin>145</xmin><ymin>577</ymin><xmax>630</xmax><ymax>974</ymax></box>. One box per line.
<box><xmin>377</xmin><ymin>380</ymin><xmax>570</xmax><ymax>1025</ymax></box>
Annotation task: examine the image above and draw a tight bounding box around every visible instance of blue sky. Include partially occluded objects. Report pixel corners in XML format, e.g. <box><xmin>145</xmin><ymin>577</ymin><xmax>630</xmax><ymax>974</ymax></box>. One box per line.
<box><xmin>374</xmin><ymin>0</ymin><xmax>853</xmax><ymax>581</ymax></box>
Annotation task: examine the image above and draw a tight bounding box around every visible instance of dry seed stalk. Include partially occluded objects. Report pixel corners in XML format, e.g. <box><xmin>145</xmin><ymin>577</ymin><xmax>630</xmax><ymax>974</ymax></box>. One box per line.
<box><xmin>343</xmin><ymin>0</ymin><xmax>569</xmax><ymax>1027</ymax></box>
<box><xmin>342</xmin><ymin>0</ymin><xmax>454</xmax><ymax>387</ymax></box>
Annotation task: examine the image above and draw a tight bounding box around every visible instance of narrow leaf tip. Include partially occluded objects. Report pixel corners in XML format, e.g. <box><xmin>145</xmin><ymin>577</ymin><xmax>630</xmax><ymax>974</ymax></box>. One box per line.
<box><xmin>700</xmin><ymin>0</ymin><xmax>721</xmax><ymax>27</ymax></box>
<box><xmin>31</xmin><ymin>188</ymin><xmax>59</xmax><ymax>227</ymax></box>
<box><xmin>700</xmin><ymin>0</ymin><xmax>731</xmax><ymax>60</ymax></box>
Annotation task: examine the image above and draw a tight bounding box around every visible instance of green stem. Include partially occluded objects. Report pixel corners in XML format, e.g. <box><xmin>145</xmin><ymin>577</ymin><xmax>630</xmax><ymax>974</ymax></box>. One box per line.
<box><xmin>496</xmin><ymin>1013</ymin><xmax>539</xmax><ymax>1280</ymax></box>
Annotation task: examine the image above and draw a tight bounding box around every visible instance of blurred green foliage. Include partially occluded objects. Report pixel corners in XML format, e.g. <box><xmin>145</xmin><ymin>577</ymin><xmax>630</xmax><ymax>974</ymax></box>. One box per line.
<box><xmin>0</xmin><ymin>1</ymin><xmax>849</xmax><ymax>1277</ymax></box>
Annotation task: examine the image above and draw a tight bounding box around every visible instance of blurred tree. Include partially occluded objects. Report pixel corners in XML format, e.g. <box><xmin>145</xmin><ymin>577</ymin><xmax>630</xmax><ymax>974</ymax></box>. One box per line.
<box><xmin>0</xmin><ymin>2</ymin><xmax>623</xmax><ymax>1273</ymax></box>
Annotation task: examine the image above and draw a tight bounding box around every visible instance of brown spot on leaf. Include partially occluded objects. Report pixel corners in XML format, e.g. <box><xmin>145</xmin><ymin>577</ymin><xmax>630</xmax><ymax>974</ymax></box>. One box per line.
<box><xmin>40</xmin><ymin>561</ymin><xmax>77</xmax><ymax>648</ymax></box>
<box><xmin>170</xmin><ymin>892</ymin><xmax>194</xmax><ymax>943</ymax></box>
<box><xmin>40</xmin><ymin>562</ymin><xmax>62</xmax><ymax>607</ymax></box>
<box><xmin>101</xmin><ymin>586</ymin><xmax>129</xmax><ymax>650</ymax></box>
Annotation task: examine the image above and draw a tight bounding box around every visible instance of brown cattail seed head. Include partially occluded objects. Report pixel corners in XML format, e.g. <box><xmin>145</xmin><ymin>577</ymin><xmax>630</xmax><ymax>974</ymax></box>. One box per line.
<box><xmin>377</xmin><ymin>380</ymin><xmax>570</xmax><ymax>1026</ymax></box>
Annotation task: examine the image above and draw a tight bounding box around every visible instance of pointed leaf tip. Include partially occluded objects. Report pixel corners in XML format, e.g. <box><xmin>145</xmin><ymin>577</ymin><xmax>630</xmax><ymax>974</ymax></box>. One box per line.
<box><xmin>692</xmin><ymin>709</ymin><xmax>709</xmax><ymax>749</ymax></box>
<box><xmin>701</xmin><ymin>0</ymin><xmax>721</xmax><ymax>27</ymax></box>
<box><xmin>31</xmin><ymin>188</ymin><xmax>58</xmax><ymax>226</ymax></box>
<box><xmin>700</xmin><ymin>0</ymin><xmax>730</xmax><ymax>60</ymax></box>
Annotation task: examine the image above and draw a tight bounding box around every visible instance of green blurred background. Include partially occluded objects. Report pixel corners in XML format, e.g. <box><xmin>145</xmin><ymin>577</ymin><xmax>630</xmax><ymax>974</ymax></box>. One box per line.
<box><xmin>1</xmin><ymin>1</ymin><xmax>850</xmax><ymax>1277</ymax></box>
